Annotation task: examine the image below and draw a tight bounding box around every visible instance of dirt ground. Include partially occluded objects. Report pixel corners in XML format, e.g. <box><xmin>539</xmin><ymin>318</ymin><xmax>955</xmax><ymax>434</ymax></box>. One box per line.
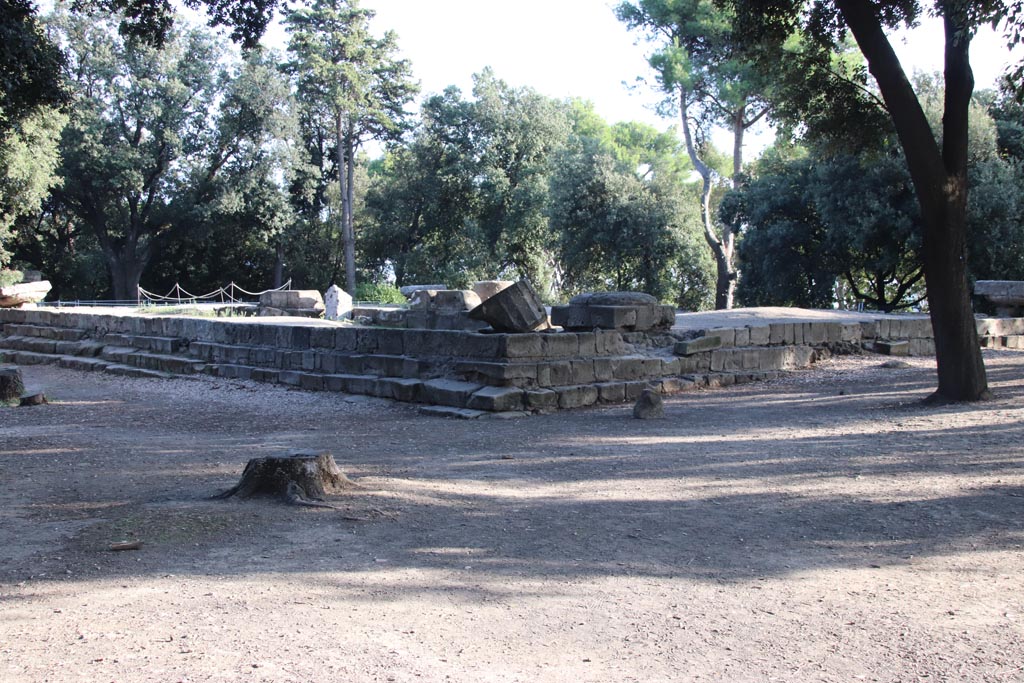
<box><xmin>1</xmin><ymin>351</ymin><xmax>1023</xmax><ymax>683</ymax></box>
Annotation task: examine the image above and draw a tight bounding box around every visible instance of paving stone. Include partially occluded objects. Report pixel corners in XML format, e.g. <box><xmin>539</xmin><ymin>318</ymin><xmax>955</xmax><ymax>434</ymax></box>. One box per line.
<box><xmin>467</xmin><ymin>386</ymin><xmax>525</xmax><ymax>412</ymax></box>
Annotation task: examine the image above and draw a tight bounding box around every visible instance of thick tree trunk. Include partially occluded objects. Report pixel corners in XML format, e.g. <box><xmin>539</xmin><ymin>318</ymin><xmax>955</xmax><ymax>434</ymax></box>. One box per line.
<box><xmin>836</xmin><ymin>0</ymin><xmax>989</xmax><ymax>401</ymax></box>
<box><xmin>213</xmin><ymin>451</ymin><xmax>357</xmax><ymax>507</ymax></box>
<box><xmin>108</xmin><ymin>253</ymin><xmax>146</xmax><ymax>302</ymax></box>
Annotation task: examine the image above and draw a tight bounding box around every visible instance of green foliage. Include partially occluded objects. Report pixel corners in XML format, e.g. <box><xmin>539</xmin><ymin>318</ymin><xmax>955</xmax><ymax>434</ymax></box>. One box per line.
<box><xmin>0</xmin><ymin>269</ymin><xmax>23</xmax><ymax>287</ymax></box>
<box><xmin>550</xmin><ymin>102</ymin><xmax>713</xmax><ymax>307</ymax></box>
<box><xmin>0</xmin><ymin>106</ymin><xmax>66</xmax><ymax>269</ymax></box>
<box><xmin>283</xmin><ymin>0</ymin><xmax>418</xmax><ymax>294</ymax></box>
<box><xmin>354</xmin><ymin>282</ymin><xmax>404</xmax><ymax>304</ymax></box>
<box><xmin>0</xmin><ymin>0</ymin><xmax>67</xmax><ymax>137</ymax></box>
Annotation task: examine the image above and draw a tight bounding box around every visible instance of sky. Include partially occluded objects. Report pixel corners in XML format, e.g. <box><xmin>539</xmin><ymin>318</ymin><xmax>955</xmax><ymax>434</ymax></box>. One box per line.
<box><xmin>259</xmin><ymin>0</ymin><xmax>1022</xmax><ymax>156</ymax></box>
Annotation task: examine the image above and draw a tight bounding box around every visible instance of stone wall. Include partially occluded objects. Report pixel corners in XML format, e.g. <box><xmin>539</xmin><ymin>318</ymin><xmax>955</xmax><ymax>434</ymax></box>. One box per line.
<box><xmin>1</xmin><ymin>308</ymin><xmax>1021</xmax><ymax>415</ymax></box>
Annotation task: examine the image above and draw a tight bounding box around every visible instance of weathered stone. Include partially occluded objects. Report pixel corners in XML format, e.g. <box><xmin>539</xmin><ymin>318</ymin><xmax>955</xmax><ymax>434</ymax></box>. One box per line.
<box><xmin>557</xmin><ymin>384</ymin><xmax>599</xmax><ymax>409</ymax></box>
<box><xmin>0</xmin><ymin>280</ymin><xmax>51</xmax><ymax>308</ymax></box>
<box><xmin>324</xmin><ymin>285</ymin><xmax>353</xmax><ymax>321</ymax></box>
<box><xmin>467</xmin><ymin>279</ymin><xmax>548</xmax><ymax>333</ymax></box>
<box><xmin>259</xmin><ymin>290</ymin><xmax>325</xmax><ymax>318</ymax></box>
<box><xmin>433</xmin><ymin>290</ymin><xmax>482</xmax><ymax>315</ymax></box>
<box><xmin>596</xmin><ymin>382</ymin><xmax>626</xmax><ymax>403</ymax></box>
<box><xmin>472</xmin><ymin>280</ymin><xmax>515</xmax><ymax>302</ymax></box>
<box><xmin>525</xmin><ymin>388</ymin><xmax>558</xmax><ymax>411</ymax></box>
<box><xmin>674</xmin><ymin>335</ymin><xmax>722</xmax><ymax>356</ymax></box>
<box><xmin>875</xmin><ymin>340</ymin><xmax>910</xmax><ymax>356</ymax></box>
<box><xmin>421</xmin><ymin>378</ymin><xmax>482</xmax><ymax>407</ymax></box>
<box><xmin>400</xmin><ymin>284</ymin><xmax>448</xmax><ymax>298</ymax></box>
<box><xmin>467</xmin><ymin>386</ymin><xmax>525</xmax><ymax>412</ymax></box>
<box><xmin>569</xmin><ymin>291</ymin><xmax>658</xmax><ymax>306</ymax></box>
<box><xmin>555</xmin><ymin>292</ymin><xmax>675</xmax><ymax>332</ymax></box>
<box><xmin>0</xmin><ymin>365</ymin><xmax>25</xmax><ymax>400</ymax></box>
<box><xmin>632</xmin><ymin>388</ymin><xmax>664</xmax><ymax>419</ymax></box>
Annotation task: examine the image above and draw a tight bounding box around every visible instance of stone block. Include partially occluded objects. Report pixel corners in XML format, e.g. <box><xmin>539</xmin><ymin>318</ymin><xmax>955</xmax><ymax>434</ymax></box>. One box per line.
<box><xmin>467</xmin><ymin>386</ymin><xmax>525</xmax><ymax>412</ymax></box>
<box><xmin>624</xmin><ymin>381</ymin><xmax>650</xmax><ymax>401</ymax></box>
<box><xmin>525</xmin><ymin>388</ymin><xmax>558</xmax><ymax>411</ymax></box>
<box><xmin>379</xmin><ymin>377</ymin><xmax>422</xmax><ymax>402</ymax></box>
<box><xmin>460</xmin><ymin>333</ymin><xmax>502</xmax><ymax>359</ymax></box>
<box><xmin>309</xmin><ymin>327</ymin><xmax>335</xmax><ymax>349</ymax></box>
<box><xmin>876</xmin><ymin>340</ymin><xmax>910</xmax><ymax>356</ymax></box>
<box><xmin>660</xmin><ymin>377</ymin><xmax>695</xmax><ymax>394</ymax></box>
<box><xmin>860</xmin><ymin>321</ymin><xmax>878</xmax><ymax>339</ymax></box>
<box><xmin>674</xmin><ymin>335</ymin><xmax>722</xmax><ymax>356</ymax></box>
<box><xmin>500</xmin><ymin>334</ymin><xmax>544</xmax><ymax>359</ymax></box>
<box><xmin>710</xmin><ymin>327</ymin><xmax>736</xmax><ymax>347</ymax></box>
<box><xmin>471</xmin><ymin>280</ymin><xmax>515</xmax><ymax>302</ymax></box>
<box><xmin>421</xmin><ymin>378</ymin><xmax>482</xmax><ymax>407</ymax></box>
<box><xmin>455</xmin><ymin>360</ymin><xmax>537</xmax><ymax>385</ymax></box>
<box><xmin>334</xmin><ymin>328</ymin><xmax>358</xmax><ymax>352</ymax></box>
<box><xmin>593</xmin><ymin>357</ymin><xmax>614</xmax><ymax>381</ymax></box>
<box><xmin>324</xmin><ymin>285</ymin><xmax>353</xmax><ymax>320</ymax></box>
<box><xmin>734</xmin><ymin>327</ymin><xmax>750</xmax><ymax>347</ymax></box>
<box><xmin>594</xmin><ymin>330</ymin><xmax>625</xmax><ymax>355</ymax></box>
<box><xmin>661</xmin><ymin>357</ymin><xmax>680</xmax><ymax>375</ymax></box>
<box><xmin>577</xmin><ymin>331</ymin><xmax>598</xmax><ymax>358</ymax></box>
<box><xmin>611</xmin><ymin>356</ymin><xmax>646</xmax><ymax>381</ymax></box>
<box><xmin>570</xmin><ymin>360</ymin><xmax>596</xmax><ymax>384</ymax></box>
<box><xmin>748</xmin><ymin>325</ymin><xmax>770</xmax><ymax>345</ymax></box>
<box><xmin>909</xmin><ymin>338</ymin><xmax>935</xmax><ymax>356</ymax></box>
<box><xmin>299</xmin><ymin>373</ymin><xmax>324</xmax><ymax>391</ymax></box>
<box><xmin>596</xmin><ymin>382</ymin><xmax>626</xmax><ymax>403</ymax></box>
<box><xmin>541</xmin><ymin>333</ymin><xmax>580</xmax><ymax>358</ymax></box>
<box><xmin>279</xmin><ymin>370</ymin><xmax>301</xmax><ymax>386</ymax></box>
<box><xmin>537</xmin><ymin>360</ymin><xmax>573</xmax><ymax>387</ymax></box>
<box><xmin>706</xmin><ymin>373</ymin><xmax>735</xmax><ymax>388</ymax></box>
<box><xmin>557</xmin><ymin>385</ymin><xmax>599</xmax><ymax>409</ymax></box>
<box><xmin>467</xmin><ymin>279</ymin><xmax>548</xmax><ymax>332</ymax></box>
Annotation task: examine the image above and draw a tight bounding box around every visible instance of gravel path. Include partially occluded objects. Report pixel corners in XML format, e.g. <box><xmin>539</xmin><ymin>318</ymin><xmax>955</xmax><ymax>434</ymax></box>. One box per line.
<box><xmin>2</xmin><ymin>352</ymin><xmax>1022</xmax><ymax>682</ymax></box>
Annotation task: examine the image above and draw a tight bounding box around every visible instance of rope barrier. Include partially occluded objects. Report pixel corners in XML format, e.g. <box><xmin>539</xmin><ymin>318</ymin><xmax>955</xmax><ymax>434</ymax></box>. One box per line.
<box><xmin>137</xmin><ymin>279</ymin><xmax>293</xmax><ymax>306</ymax></box>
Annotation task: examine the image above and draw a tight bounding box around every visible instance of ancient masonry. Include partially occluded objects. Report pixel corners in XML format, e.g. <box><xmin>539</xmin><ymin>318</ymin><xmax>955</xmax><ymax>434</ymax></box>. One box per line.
<box><xmin>0</xmin><ymin>307</ymin><xmax>1021</xmax><ymax>416</ymax></box>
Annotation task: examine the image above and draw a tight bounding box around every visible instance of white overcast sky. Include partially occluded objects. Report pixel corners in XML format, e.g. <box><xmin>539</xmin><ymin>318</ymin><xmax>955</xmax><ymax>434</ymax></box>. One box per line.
<box><xmin>258</xmin><ymin>0</ymin><xmax>1021</xmax><ymax>155</ymax></box>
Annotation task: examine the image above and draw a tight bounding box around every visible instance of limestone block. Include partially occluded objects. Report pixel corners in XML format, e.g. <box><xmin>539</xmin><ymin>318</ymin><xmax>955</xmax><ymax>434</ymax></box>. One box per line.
<box><xmin>467</xmin><ymin>279</ymin><xmax>548</xmax><ymax>332</ymax></box>
<box><xmin>596</xmin><ymin>382</ymin><xmax>626</xmax><ymax>403</ymax></box>
<box><xmin>660</xmin><ymin>377</ymin><xmax>695</xmax><ymax>394</ymax></box>
<box><xmin>593</xmin><ymin>357</ymin><xmax>614</xmax><ymax>382</ymax></box>
<box><xmin>661</xmin><ymin>358</ymin><xmax>681</xmax><ymax>375</ymax></box>
<box><xmin>557</xmin><ymin>384</ymin><xmax>599</xmax><ymax>409</ymax></box>
<box><xmin>748</xmin><ymin>325</ymin><xmax>770</xmax><ymax>346</ymax></box>
<box><xmin>324</xmin><ymin>285</ymin><xmax>353</xmax><ymax>320</ymax></box>
<box><xmin>711</xmin><ymin>327</ymin><xmax>736</xmax><ymax>347</ymax></box>
<box><xmin>400</xmin><ymin>284</ymin><xmax>448</xmax><ymax>298</ymax></box>
<box><xmin>571</xmin><ymin>360</ymin><xmax>596</xmax><ymax>384</ymax></box>
<box><xmin>379</xmin><ymin>377</ymin><xmax>422</xmax><ymax>402</ymax></box>
<box><xmin>612</xmin><ymin>356</ymin><xmax>646</xmax><ymax>381</ymax></box>
<box><xmin>594</xmin><ymin>330</ymin><xmax>626</xmax><ymax>355</ymax></box>
<box><xmin>825</xmin><ymin>323</ymin><xmax>844</xmax><ymax>343</ymax></box>
<box><xmin>633</xmin><ymin>388</ymin><xmax>664</xmax><ymax>419</ymax></box>
<box><xmin>433</xmin><ymin>290</ymin><xmax>482</xmax><ymax>315</ymax></box>
<box><xmin>734</xmin><ymin>327</ymin><xmax>750</xmax><ymax>347</ymax></box>
<box><xmin>500</xmin><ymin>333</ymin><xmax>544</xmax><ymax>359</ymax></box>
<box><xmin>0</xmin><ymin>280</ymin><xmax>51</xmax><ymax>307</ymax></box>
<box><xmin>674</xmin><ymin>335</ymin><xmax>722</xmax><ymax>356</ymax></box>
<box><xmin>876</xmin><ymin>340</ymin><xmax>910</xmax><ymax>356</ymax></box>
<box><xmin>472</xmin><ymin>280</ymin><xmax>515</xmax><ymax>302</ymax></box>
<box><xmin>537</xmin><ymin>360</ymin><xmax>573</xmax><ymax>387</ymax></box>
<box><xmin>525</xmin><ymin>388</ymin><xmax>558</xmax><ymax>411</ymax></box>
<box><xmin>421</xmin><ymin>378</ymin><xmax>482</xmax><ymax>407</ymax></box>
<box><xmin>467</xmin><ymin>386</ymin><xmax>525</xmax><ymax>412</ymax></box>
<box><xmin>576</xmin><ymin>332</ymin><xmax>597</xmax><ymax>357</ymax></box>
<box><xmin>541</xmin><ymin>333</ymin><xmax>579</xmax><ymax>358</ymax></box>
<box><xmin>624</xmin><ymin>381</ymin><xmax>650</xmax><ymax>400</ymax></box>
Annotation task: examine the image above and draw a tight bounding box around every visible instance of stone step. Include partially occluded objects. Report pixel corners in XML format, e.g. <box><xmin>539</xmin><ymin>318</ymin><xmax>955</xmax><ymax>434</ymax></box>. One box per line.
<box><xmin>103</xmin><ymin>364</ymin><xmax>172</xmax><ymax>380</ymax></box>
<box><xmin>0</xmin><ymin>335</ymin><xmax>57</xmax><ymax>355</ymax></box>
<box><xmin>102</xmin><ymin>333</ymin><xmax>184</xmax><ymax>354</ymax></box>
<box><xmin>4</xmin><ymin>324</ymin><xmax>87</xmax><ymax>341</ymax></box>
<box><xmin>57</xmin><ymin>356</ymin><xmax>111</xmax><ymax>372</ymax></box>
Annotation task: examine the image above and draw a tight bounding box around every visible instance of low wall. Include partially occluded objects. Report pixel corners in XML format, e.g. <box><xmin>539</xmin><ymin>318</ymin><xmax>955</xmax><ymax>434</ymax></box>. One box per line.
<box><xmin>0</xmin><ymin>308</ymin><xmax>1020</xmax><ymax>415</ymax></box>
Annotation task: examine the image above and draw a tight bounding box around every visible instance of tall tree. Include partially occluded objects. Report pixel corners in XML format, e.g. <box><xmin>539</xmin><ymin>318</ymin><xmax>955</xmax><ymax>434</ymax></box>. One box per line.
<box><xmin>724</xmin><ymin>0</ymin><xmax>1024</xmax><ymax>401</ymax></box>
<box><xmin>617</xmin><ymin>0</ymin><xmax>773</xmax><ymax>309</ymax></box>
<box><xmin>49</xmin><ymin>10</ymin><xmax>293</xmax><ymax>299</ymax></box>
<box><xmin>283</xmin><ymin>0</ymin><xmax>417</xmax><ymax>295</ymax></box>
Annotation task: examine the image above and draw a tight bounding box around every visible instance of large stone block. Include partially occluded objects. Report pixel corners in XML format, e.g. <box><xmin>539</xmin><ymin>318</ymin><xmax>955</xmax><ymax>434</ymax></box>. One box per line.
<box><xmin>467</xmin><ymin>279</ymin><xmax>548</xmax><ymax>332</ymax></box>
<box><xmin>557</xmin><ymin>384</ymin><xmax>599</xmax><ymax>409</ymax></box>
<box><xmin>525</xmin><ymin>388</ymin><xmax>558</xmax><ymax>411</ymax></box>
<box><xmin>674</xmin><ymin>335</ymin><xmax>722</xmax><ymax>356</ymax></box>
<box><xmin>467</xmin><ymin>386</ymin><xmax>525</xmax><ymax>412</ymax></box>
<box><xmin>421</xmin><ymin>378</ymin><xmax>482</xmax><ymax>407</ymax></box>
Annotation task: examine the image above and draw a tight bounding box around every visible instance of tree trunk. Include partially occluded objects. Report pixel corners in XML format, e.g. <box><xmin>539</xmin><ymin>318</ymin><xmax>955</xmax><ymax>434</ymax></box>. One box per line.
<box><xmin>678</xmin><ymin>90</ymin><xmax>734</xmax><ymax>310</ymax></box>
<box><xmin>273</xmin><ymin>242</ymin><xmax>284</xmax><ymax>288</ymax></box>
<box><xmin>108</xmin><ymin>253</ymin><xmax>146</xmax><ymax>302</ymax></box>
<box><xmin>213</xmin><ymin>451</ymin><xmax>357</xmax><ymax>507</ymax></box>
<box><xmin>835</xmin><ymin>0</ymin><xmax>989</xmax><ymax>401</ymax></box>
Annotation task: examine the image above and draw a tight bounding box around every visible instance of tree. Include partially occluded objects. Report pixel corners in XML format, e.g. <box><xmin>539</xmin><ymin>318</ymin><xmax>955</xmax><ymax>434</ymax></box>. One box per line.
<box><xmin>48</xmin><ymin>10</ymin><xmax>293</xmax><ymax>299</ymax></box>
<box><xmin>617</xmin><ymin>0</ymin><xmax>774</xmax><ymax>309</ymax></box>
<box><xmin>362</xmin><ymin>87</ymin><xmax>487</xmax><ymax>287</ymax></box>
<box><xmin>550</xmin><ymin>103</ymin><xmax>713</xmax><ymax>306</ymax></box>
<box><xmin>283</xmin><ymin>0</ymin><xmax>417</xmax><ymax>296</ymax></box>
<box><xmin>723</xmin><ymin>0</ymin><xmax>1024</xmax><ymax>401</ymax></box>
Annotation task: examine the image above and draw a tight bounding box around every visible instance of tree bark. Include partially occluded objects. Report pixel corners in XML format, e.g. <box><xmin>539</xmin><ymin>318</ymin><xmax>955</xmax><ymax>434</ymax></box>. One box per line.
<box><xmin>835</xmin><ymin>0</ymin><xmax>989</xmax><ymax>401</ymax></box>
<box><xmin>679</xmin><ymin>90</ymin><xmax>734</xmax><ymax>310</ymax></box>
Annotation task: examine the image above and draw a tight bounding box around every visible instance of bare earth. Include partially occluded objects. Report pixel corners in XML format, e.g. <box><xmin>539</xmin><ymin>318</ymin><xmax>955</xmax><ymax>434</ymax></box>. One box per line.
<box><xmin>2</xmin><ymin>352</ymin><xmax>1023</xmax><ymax>682</ymax></box>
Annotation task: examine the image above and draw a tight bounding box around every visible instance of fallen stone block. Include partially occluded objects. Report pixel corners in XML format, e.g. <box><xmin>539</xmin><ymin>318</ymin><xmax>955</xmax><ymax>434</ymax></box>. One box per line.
<box><xmin>467</xmin><ymin>279</ymin><xmax>548</xmax><ymax>333</ymax></box>
<box><xmin>472</xmin><ymin>280</ymin><xmax>515</xmax><ymax>302</ymax></box>
<box><xmin>875</xmin><ymin>340</ymin><xmax>910</xmax><ymax>356</ymax></box>
<box><xmin>632</xmin><ymin>388</ymin><xmax>664</xmax><ymax>419</ymax></box>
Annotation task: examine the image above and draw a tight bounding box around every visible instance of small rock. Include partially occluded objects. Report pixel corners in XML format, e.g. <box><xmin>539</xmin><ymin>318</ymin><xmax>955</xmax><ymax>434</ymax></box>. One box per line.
<box><xmin>632</xmin><ymin>388</ymin><xmax>664</xmax><ymax>419</ymax></box>
<box><xmin>880</xmin><ymin>360</ymin><xmax>911</xmax><ymax>369</ymax></box>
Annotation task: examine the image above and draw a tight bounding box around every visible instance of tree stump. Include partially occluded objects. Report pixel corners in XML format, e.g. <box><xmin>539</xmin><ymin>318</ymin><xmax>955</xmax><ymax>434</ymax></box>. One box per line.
<box><xmin>213</xmin><ymin>451</ymin><xmax>357</xmax><ymax>508</ymax></box>
<box><xmin>0</xmin><ymin>366</ymin><xmax>25</xmax><ymax>401</ymax></box>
